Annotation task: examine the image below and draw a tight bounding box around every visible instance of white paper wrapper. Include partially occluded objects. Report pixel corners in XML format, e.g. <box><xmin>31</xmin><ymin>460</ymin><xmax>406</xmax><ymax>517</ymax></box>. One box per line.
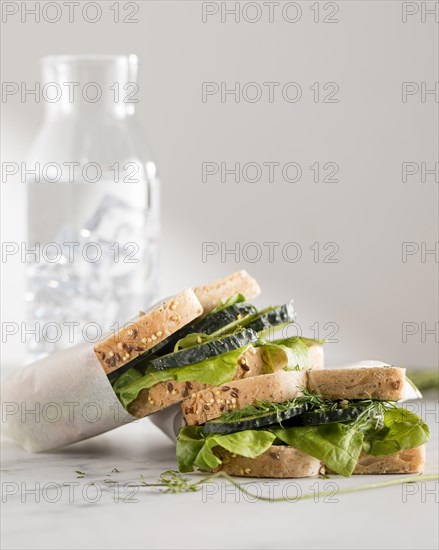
<box><xmin>149</xmin><ymin>404</ymin><xmax>184</xmax><ymax>442</ymax></box>
<box><xmin>0</xmin><ymin>342</ymin><xmax>136</xmax><ymax>452</ymax></box>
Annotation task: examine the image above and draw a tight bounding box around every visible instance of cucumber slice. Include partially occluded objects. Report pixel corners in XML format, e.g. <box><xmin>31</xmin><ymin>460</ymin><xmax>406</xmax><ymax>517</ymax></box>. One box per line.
<box><xmin>204</xmin><ymin>403</ymin><xmax>309</xmax><ymax>434</ymax></box>
<box><xmin>160</xmin><ymin>302</ymin><xmax>257</xmax><ymax>354</ymax></box>
<box><xmin>149</xmin><ymin>329</ymin><xmax>258</xmax><ymax>371</ymax></box>
<box><xmin>107</xmin><ymin>303</ymin><xmax>256</xmax><ymax>382</ymax></box>
<box><xmin>245</xmin><ymin>302</ymin><xmax>296</xmax><ymax>335</ymax></box>
<box><xmin>284</xmin><ymin>405</ymin><xmax>370</xmax><ymax>427</ymax></box>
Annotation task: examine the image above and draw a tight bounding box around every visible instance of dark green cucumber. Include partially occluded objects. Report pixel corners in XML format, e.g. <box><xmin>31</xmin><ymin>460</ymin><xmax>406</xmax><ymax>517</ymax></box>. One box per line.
<box><xmin>284</xmin><ymin>405</ymin><xmax>369</xmax><ymax>427</ymax></box>
<box><xmin>245</xmin><ymin>302</ymin><xmax>296</xmax><ymax>334</ymax></box>
<box><xmin>159</xmin><ymin>302</ymin><xmax>257</xmax><ymax>354</ymax></box>
<box><xmin>107</xmin><ymin>303</ymin><xmax>256</xmax><ymax>382</ymax></box>
<box><xmin>149</xmin><ymin>329</ymin><xmax>258</xmax><ymax>371</ymax></box>
<box><xmin>204</xmin><ymin>403</ymin><xmax>309</xmax><ymax>434</ymax></box>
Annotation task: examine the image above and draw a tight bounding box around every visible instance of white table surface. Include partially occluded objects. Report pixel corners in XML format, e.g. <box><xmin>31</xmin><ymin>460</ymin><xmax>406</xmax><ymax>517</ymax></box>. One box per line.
<box><xmin>1</xmin><ymin>399</ymin><xmax>438</xmax><ymax>550</ymax></box>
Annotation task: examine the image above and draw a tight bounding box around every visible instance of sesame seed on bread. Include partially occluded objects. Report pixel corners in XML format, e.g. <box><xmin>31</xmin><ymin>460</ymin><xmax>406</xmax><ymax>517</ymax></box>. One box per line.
<box><xmin>94</xmin><ymin>289</ymin><xmax>203</xmax><ymax>375</ymax></box>
<box><xmin>128</xmin><ymin>380</ymin><xmax>209</xmax><ymax>418</ymax></box>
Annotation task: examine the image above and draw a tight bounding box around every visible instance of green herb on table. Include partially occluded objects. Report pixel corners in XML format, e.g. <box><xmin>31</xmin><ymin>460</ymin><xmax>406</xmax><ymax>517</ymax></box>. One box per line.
<box><xmin>136</xmin><ymin>470</ymin><xmax>439</xmax><ymax>501</ymax></box>
<box><xmin>139</xmin><ymin>470</ymin><xmax>201</xmax><ymax>494</ymax></box>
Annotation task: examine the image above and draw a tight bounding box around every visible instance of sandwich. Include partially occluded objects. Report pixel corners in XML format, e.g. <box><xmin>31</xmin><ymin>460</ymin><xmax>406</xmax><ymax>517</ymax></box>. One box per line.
<box><xmin>93</xmin><ymin>270</ymin><xmax>324</xmax><ymax>419</ymax></box>
<box><xmin>176</xmin><ymin>366</ymin><xmax>430</xmax><ymax>477</ymax></box>
<box><xmin>93</xmin><ymin>269</ymin><xmax>429</xmax><ymax>479</ymax></box>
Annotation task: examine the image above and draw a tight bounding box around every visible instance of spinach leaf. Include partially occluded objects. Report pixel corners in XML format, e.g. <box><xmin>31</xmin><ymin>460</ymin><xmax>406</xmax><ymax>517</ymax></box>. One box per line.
<box><xmin>364</xmin><ymin>408</ymin><xmax>430</xmax><ymax>456</ymax></box>
<box><xmin>272</xmin><ymin>423</ymin><xmax>364</xmax><ymax>477</ymax></box>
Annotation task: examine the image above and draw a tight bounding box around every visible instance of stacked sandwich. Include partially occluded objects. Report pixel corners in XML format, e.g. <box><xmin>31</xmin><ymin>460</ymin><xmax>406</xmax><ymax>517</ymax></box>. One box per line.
<box><xmin>177</xmin><ymin>367</ymin><xmax>429</xmax><ymax>477</ymax></box>
<box><xmin>95</xmin><ymin>271</ymin><xmax>429</xmax><ymax>478</ymax></box>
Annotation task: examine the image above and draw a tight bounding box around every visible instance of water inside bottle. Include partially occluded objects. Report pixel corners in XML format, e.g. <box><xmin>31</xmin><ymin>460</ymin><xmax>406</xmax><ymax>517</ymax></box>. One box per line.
<box><xmin>26</xmin><ymin>179</ymin><xmax>159</xmax><ymax>360</ymax></box>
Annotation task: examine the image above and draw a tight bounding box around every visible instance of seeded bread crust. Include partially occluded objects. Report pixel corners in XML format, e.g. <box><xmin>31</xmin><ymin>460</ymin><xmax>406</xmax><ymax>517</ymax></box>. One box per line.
<box><xmin>353</xmin><ymin>445</ymin><xmax>425</xmax><ymax>474</ymax></box>
<box><xmin>211</xmin><ymin>445</ymin><xmax>425</xmax><ymax>478</ymax></box>
<box><xmin>214</xmin><ymin>446</ymin><xmax>322</xmax><ymax>478</ymax></box>
<box><xmin>94</xmin><ymin>289</ymin><xmax>203</xmax><ymax>375</ymax></box>
<box><xmin>194</xmin><ymin>270</ymin><xmax>261</xmax><ymax>313</ymax></box>
<box><xmin>182</xmin><ymin>370</ymin><xmax>307</xmax><ymax>426</ymax></box>
<box><xmin>306</xmin><ymin>367</ymin><xmax>405</xmax><ymax>401</ymax></box>
<box><xmin>127</xmin><ymin>345</ymin><xmax>279</xmax><ymax>418</ymax></box>
<box><xmin>128</xmin><ymin>381</ymin><xmax>209</xmax><ymax>418</ymax></box>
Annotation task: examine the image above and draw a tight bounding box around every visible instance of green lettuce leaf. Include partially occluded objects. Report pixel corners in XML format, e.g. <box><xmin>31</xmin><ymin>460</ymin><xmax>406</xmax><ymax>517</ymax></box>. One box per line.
<box><xmin>115</xmin><ymin>345</ymin><xmax>251</xmax><ymax>408</ymax></box>
<box><xmin>176</xmin><ymin>426</ymin><xmax>206</xmax><ymax>473</ymax></box>
<box><xmin>195</xmin><ymin>430</ymin><xmax>276</xmax><ymax>471</ymax></box>
<box><xmin>173</xmin><ymin>332</ymin><xmax>212</xmax><ymax>352</ymax></box>
<box><xmin>257</xmin><ymin>337</ymin><xmax>321</xmax><ymax>372</ymax></box>
<box><xmin>114</xmin><ymin>368</ymin><xmax>173</xmax><ymax>407</ymax></box>
<box><xmin>272</xmin><ymin>423</ymin><xmax>364</xmax><ymax>477</ymax></box>
<box><xmin>364</xmin><ymin>408</ymin><xmax>430</xmax><ymax>456</ymax></box>
<box><xmin>111</xmin><ymin>367</ymin><xmax>143</xmax><ymax>393</ymax></box>
<box><xmin>210</xmin><ymin>293</ymin><xmax>246</xmax><ymax>314</ymax></box>
<box><xmin>177</xmin><ymin>426</ymin><xmax>276</xmax><ymax>473</ymax></box>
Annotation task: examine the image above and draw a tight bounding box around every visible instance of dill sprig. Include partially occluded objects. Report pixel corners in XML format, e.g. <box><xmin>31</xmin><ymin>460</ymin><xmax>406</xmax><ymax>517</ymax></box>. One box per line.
<box><xmin>349</xmin><ymin>400</ymin><xmax>395</xmax><ymax>430</ymax></box>
<box><xmin>215</xmin><ymin>389</ymin><xmax>395</xmax><ymax>430</ymax></box>
<box><xmin>139</xmin><ymin>470</ymin><xmax>201</xmax><ymax>494</ymax></box>
<box><xmin>216</xmin><ymin>397</ymin><xmax>309</xmax><ymax>425</ymax></box>
<box><xmin>137</xmin><ymin>470</ymin><xmax>439</xmax><ymax>500</ymax></box>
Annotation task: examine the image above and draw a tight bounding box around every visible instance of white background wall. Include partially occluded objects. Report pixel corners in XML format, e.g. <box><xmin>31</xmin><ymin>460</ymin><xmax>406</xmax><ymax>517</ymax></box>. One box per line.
<box><xmin>1</xmin><ymin>1</ymin><xmax>438</xmax><ymax>368</ymax></box>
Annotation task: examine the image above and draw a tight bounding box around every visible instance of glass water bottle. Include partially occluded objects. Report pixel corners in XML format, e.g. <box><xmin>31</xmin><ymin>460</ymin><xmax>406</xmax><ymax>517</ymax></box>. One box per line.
<box><xmin>26</xmin><ymin>54</ymin><xmax>160</xmax><ymax>362</ymax></box>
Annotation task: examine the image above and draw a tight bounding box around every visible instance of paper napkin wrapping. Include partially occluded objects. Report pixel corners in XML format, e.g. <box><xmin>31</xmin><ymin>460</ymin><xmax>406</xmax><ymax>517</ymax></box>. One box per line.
<box><xmin>0</xmin><ymin>342</ymin><xmax>135</xmax><ymax>452</ymax></box>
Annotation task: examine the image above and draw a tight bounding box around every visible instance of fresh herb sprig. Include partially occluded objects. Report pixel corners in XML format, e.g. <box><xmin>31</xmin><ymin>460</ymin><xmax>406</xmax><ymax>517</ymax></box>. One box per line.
<box><xmin>216</xmin><ymin>398</ymin><xmax>306</xmax><ymax>424</ymax></box>
<box><xmin>139</xmin><ymin>470</ymin><xmax>201</xmax><ymax>494</ymax></box>
<box><xmin>215</xmin><ymin>390</ymin><xmax>396</xmax><ymax>431</ymax></box>
<box><xmin>137</xmin><ymin>470</ymin><xmax>439</xmax><ymax>501</ymax></box>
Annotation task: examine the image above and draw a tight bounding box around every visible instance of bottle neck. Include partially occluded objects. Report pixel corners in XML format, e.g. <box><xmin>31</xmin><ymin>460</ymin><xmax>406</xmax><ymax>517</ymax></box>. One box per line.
<box><xmin>41</xmin><ymin>55</ymin><xmax>138</xmax><ymax>119</ymax></box>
